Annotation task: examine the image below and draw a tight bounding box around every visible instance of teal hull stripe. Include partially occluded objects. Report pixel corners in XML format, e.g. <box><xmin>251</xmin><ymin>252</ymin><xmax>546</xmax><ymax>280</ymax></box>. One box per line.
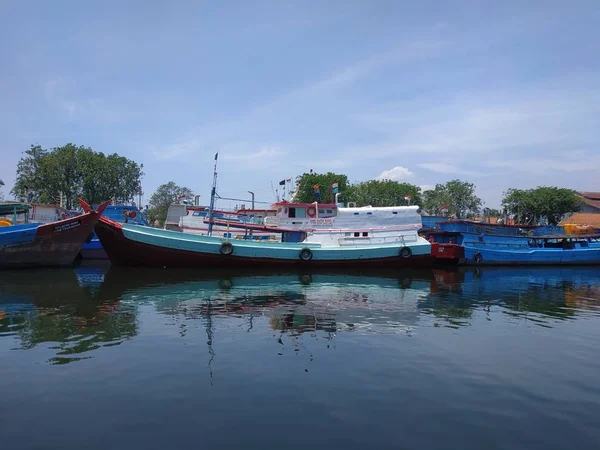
<box><xmin>122</xmin><ymin>224</ymin><xmax>430</xmax><ymax>261</ymax></box>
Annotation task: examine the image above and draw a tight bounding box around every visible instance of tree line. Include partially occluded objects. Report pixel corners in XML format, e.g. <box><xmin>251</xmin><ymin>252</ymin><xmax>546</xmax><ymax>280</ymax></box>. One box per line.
<box><xmin>293</xmin><ymin>171</ymin><xmax>583</xmax><ymax>225</ymax></box>
<box><xmin>11</xmin><ymin>144</ymin><xmax>144</xmax><ymax>209</ymax></box>
<box><xmin>4</xmin><ymin>145</ymin><xmax>585</xmax><ymax>227</ymax></box>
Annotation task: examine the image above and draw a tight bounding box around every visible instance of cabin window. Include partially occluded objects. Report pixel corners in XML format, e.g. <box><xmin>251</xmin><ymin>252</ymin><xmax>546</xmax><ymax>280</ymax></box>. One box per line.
<box><xmin>367</xmin><ymin>212</ymin><xmax>372</xmax><ymax>215</ymax></box>
<box><xmin>318</xmin><ymin>209</ymin><xmax>325</xmax><ymax>214</ymax></box>
<box><xmin>345</xmin><ymin>232</ymin><xmax>351</xmax><ymax>236</ymax></box>
<box><xmin>362</xmin><ymin>232</ymin><xmax>368</xmax><ymax>237</ymax></box>
<box><xmin>296</xmin><ymin>208</ymin><xmax>306</xmax><ymax>218</ymax></box>
<box><xmin>326</xmin><ymin>209</ymin><xmax>333</xmax><ymax>214</ymax></box>
<box><xmin>354</xmin><ymin>212</ymin><xmax>359</xmax><ymax>215</ymax></box>
<box><xmin>288</xmin><ymin>208</ymin><xmax>295</xmax><ymax>218</ymax></box>
<box><xmin>354</xmin><ymin>232</ymin><xmax>360</xmax><ymax>237</ymax></box>
<box><xmin>392</xmin><ymin>212</ymin><xmax>398</xmax><ymax>214</ymax></box>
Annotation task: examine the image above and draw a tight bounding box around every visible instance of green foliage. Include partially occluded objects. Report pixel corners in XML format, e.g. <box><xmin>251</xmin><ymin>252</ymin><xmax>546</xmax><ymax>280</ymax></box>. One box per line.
<box><xmin>148</xmin><ymin>181</ymin><xmax>194</xmax><ymax>226</ymax></box>
<box><xmin>294</xmin><ymin>172</ymin><xmax>349</xmax><ymax>203</ymax></box>
<box><xmin>502</xmin><ymin>187</ymin><xmax>582</xmax><ymax>225</ymax></box>
<box><xmin>11</xmin><ymin>144</ymin><xmax>144</xmax><ymax>209</ymax></box>
<box><xmin>422</xmin><ymin>180</ymin><xmax>482</xmax><ymax>218</ymax></box>
<box><xmin>345</xmin><ymin>180</ymin><xmax>422</xmax><ymax>207</ymax></box>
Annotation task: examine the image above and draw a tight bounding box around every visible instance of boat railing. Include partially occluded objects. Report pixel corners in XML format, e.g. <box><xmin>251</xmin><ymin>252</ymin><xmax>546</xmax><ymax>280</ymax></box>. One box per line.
<box><xmin>337</xmin><ymin>234</ymin><xmax>415</xmax><ymax>247</ymax></box>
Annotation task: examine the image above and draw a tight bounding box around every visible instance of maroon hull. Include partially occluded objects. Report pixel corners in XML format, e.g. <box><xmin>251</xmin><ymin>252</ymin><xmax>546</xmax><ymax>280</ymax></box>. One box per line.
<box><xmin>95</xmin><ymin>219</ymin><xmax>434</xmax><ymax>269</ymax></box>
<box><xmin>0</xmin><ymin>200</ymin><xmax>107</xmax><ymax>269</ymax></box>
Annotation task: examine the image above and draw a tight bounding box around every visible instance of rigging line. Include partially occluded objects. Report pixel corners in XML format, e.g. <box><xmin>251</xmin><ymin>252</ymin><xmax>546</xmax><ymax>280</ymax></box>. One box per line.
<box><xmin>215</xmin><ymin>194</ymin><xmax>271</xmax><ymax>205</ymax></box>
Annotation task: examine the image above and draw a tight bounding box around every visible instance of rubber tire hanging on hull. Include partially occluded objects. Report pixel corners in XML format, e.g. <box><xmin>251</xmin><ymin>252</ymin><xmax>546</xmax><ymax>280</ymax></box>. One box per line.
<box><xmin>474</xmin><ymin>251</ymin><xmax>482</xmax><ymax>264</ymax></box>
<box><xmin>399</xmin><ymin>246</ymin><xmax>412</xmax><ymax>258</ymax></box>
<box><xmin>299</xmin><ymin>248</ymin><xmax>313</xmax><ymax>261</ymax></box>
<box><xmin>220</xmin><ymin>242</ymin><xmax>234</xmax><ymax>255</ymax></box>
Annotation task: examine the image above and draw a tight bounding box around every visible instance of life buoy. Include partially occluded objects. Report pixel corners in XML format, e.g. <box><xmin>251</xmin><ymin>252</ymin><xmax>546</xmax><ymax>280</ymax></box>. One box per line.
<box><xmin>474</xmin><ymin>252</ymin><xmax>483</xmax><ymax>264</ymax></box>
<box><xmin>307</xmin><ymin>207</ymin><xmax>316</xmax><ymax>218</ymax></box>
<box><xmin>129</xmin><ymin>211</ymin><xmax>136</xmax><ymax>219</ymax></box>
<box><xmin>399</xmin><ymin>247</ymin><xmax>412</xmax><ymax>258</ymax></box>
<box><xmin>299</xmin><ymin>248</ymin><xmax>313</xmax><ymax>261</ymax></box>
<box><xmin>220</xmin><ymin>242</ymin><xmax>234</xmax><ymax>255</ymax></box>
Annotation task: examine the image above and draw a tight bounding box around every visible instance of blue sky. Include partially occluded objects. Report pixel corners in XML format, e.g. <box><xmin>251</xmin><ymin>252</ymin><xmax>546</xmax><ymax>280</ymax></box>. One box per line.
<box><xmin>1</xmin><ymin>0</ymin><xmax>599</xmax><ymax>208</ymax></box>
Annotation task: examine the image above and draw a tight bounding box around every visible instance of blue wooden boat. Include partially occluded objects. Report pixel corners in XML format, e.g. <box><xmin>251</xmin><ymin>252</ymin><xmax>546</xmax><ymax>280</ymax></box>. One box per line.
<box><xmin>0</xmin><ymin>200</ymin><xmax>107</xmax><ymax>269</ymax></box>
<box><xmin>428</xmin><ymin>220</ymin><xmax>600</xmax><ymax>266</ymax></box>
<box><xmin>80</xmin><ymin>204</ymin><xmax>148</xmax><ymax>259</ymax></box>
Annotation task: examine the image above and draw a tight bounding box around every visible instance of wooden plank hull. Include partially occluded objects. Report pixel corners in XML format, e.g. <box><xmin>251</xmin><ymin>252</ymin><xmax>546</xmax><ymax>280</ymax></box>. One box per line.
<box><xmin>0</xmin><ymin>208</ymin><xmax>101</xmax><ymax>269</ymax></box>
<box><xmin>95</xmin><ymin>217</ymin><xmax>434</xmax><ymax>268</ymax></box>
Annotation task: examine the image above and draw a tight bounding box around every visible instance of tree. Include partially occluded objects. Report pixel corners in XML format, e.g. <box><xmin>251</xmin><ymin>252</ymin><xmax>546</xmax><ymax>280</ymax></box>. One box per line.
<box><xmin>148</xmin><ymin>182</ymin><xmax>194</xmax><ymax>226</ymax></box>
<box><xmin>502</xmin><ymin>187</ymin><xmax>582</xmax><ymax>225</ymax></box>
<box><xmin>345</xmin><ymin>180</ymin><xmax>422</xmax><ymax>207</ymax></box>
<box><xmin>294</xmin><ymin>172</ymin><xmax>349</xmax><ymax>204</ymax></box>
<box><xmin>11</xmin><ymin>144</ymin><xmax>144</xmax><ymax>208</ymax></box>
<box><xmin>422</xmin><ymin>180</ymin><xmax>481</xmax><ymax>218</ymax></box>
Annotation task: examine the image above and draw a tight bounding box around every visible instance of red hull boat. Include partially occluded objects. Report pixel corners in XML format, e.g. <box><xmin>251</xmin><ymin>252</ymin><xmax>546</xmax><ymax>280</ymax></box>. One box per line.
<box><xmin>0</xmin><ymin>200</ymin><xmax>108</xmax><ymax>269</ymax></box>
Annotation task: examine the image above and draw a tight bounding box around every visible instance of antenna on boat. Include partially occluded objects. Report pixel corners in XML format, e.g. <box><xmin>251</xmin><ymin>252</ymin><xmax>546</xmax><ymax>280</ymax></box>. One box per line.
<box><xmin>207</xmin><ymin>152</ymin><xmax>219</xmax><ymax>236</ymax></box>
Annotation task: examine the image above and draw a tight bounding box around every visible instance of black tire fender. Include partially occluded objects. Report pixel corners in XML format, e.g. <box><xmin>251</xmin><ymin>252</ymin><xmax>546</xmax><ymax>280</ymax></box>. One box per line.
<box><xmin>474</xmin><ymin>251</ymin><xmax>483</xmax><ymax>264</ymax></box>
<box><xmin>220</xmin><ymin>242</ymin><xmax>234</xmax><ymax>256</ymax></box>
<box><xmin>299</xmin><ymin>248</ymin><xmax>313</xmax><ymax>261</ymax></box>
<box><xmin>399</xmin><ymin>246</ymin><xmax>412</xmax><ymax>258</ymax></box>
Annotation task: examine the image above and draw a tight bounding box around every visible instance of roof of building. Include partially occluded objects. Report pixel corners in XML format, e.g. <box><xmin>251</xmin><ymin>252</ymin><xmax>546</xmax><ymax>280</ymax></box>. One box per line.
<box><xmin>559</xmin><ymin>213</ymin><xmax>600</xmax><ymax>228</ymax></box>
<box><xmin>0</xmin><ymin>202</ymin><xmax>31</xmax><ymax>216</ymax></box>
<box><xmin>577</xmin><ymin>192</ymin><xmax>600</xmax><ymax>210</ymax></box>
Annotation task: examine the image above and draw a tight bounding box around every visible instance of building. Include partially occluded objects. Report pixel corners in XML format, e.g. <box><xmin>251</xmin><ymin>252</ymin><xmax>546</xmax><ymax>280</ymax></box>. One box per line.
<box><xmin>577</xmin><ymin>192</ymin><xmax>600</xmax><ymax>214</ymax></box>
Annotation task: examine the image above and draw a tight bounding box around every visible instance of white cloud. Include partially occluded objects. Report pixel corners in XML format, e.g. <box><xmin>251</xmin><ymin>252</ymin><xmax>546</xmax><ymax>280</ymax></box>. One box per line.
<box><xmin>417</xmin><ymin>163</ymin><xmax>480</xmax><ymax>177</ymax></box>
<box><xmin>222</xmin><ymin>145</ymin><xmax>287</xmax><ymax>161</ymax></box>
<box><xmin>419</xmin><ymin>184</ymin><xmax>435</xmax><ymax>192</ymax></box>
<box><xmin>152</xmin><ymin>139</ymin><xmax>201</xmax><ymax>161</ymax></box>
<box><xmin>376</xmin><ymin>166</ymin><xmax>414</xmax><ymax>181</ymax></box>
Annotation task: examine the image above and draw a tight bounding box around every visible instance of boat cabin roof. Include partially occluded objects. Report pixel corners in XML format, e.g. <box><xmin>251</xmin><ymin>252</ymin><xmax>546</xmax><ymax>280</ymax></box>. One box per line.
<box><xmin>0</xmin><ymin>202</ymin><xmax>31</xmax><ymax>216</ymax></box>
<box><xmin>272</xmin><ymin>201</ymin><xmax>338</xmax><ymax>209</ymax></box>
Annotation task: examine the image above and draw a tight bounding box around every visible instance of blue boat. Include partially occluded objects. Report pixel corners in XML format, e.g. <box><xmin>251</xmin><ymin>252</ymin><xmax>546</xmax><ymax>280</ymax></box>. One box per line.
<box><xmin>429</xmin><ymin>220</ymin><xmax>600</xmax><ymax>266</ymax></box>
<box><xmin>80</xmin><ymin>204</ymin><xmax>148</xmax><ymax>259</ymax></box>
<box><xmin>1</xmin><ymin>200</ymin><xmax>105</xmax><ymax>268</ymax></box>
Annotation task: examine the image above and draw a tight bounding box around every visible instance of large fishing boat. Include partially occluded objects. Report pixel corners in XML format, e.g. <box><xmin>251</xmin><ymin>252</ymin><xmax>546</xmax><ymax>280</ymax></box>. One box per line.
<box><xmin>0</xmin><ymin>200</ymin><xmax>107</xmax><ymax>269</ymax></box>
<box><xmin>94</xmin><ymin>155</ymin><xmax>432</xmax><ymax>268</ymax></box>
<box><xmin>428</xmin><ymin>220</ymin><xmax>600</xmax><ymax>265</ymax></box>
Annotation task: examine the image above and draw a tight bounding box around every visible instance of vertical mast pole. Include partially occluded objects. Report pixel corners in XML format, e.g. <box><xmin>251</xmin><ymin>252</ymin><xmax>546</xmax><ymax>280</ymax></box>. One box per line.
<box><xmin>207</xmin><ymin>152</ymin><xmax>219</xmax><ymax>236</ymax></box>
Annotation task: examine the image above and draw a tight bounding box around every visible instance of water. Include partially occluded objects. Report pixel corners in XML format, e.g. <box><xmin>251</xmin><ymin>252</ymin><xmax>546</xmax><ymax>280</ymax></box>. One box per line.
<box><xmin>1</xmin><ymin>265</ymin><xmax>600</xmax><ymax>450</ymax></box>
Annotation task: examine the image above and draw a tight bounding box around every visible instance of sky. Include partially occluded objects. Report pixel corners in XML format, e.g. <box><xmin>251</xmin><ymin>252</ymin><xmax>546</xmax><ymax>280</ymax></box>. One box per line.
<box><xmin>1</xmin><ymin>0</ymin><xmax>599</xmax><ymax>209</ymax></box>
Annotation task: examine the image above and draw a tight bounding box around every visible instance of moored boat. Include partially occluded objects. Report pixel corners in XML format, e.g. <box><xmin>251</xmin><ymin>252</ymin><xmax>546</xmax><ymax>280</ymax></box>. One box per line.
<box><xmin>0</xmin><ymin>200</ymin><xmax>107</xmax><ymax>269</ymax></box>
<box><xmin>428</xmin><ymin>220</ymin><xmax>600</xmax><ymax>266</ymax></box>
<box><xmin>80</xmin><ymin>204</ymin><xmax>148</xmax><ymax>259</ymax></box>
<box><xmin>94</xmin><ymin>211</ymin><xmax>433</xmax><ymax>268</ymax></box>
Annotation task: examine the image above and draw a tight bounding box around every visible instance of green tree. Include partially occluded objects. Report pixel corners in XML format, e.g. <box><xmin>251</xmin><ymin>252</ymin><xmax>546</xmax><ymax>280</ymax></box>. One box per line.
<box><xmin>11</xmin><ymin>144</ymin><xmax>143</xmax><ymax>208</ymax></box>
<box><xmin>294</xmin><ymin>172</ymin><xmax>349</xmax><ymax>204</ymax></box>
<box><xmin>422</xmin><ymin>180</ymin><xmax>481</xmax><ymax>218</ymax></box>
<box><xmin>502</xmin><ymin>187</ymin><xmax>582</xmax><ymax>225</ymax></box>
<box><xmin>345</xmin><ymin>180</ymin><xmax>422</xmax><ymax>207</ymax></box>
<box><xmin>148</xmin><ymin>182</ymin><xmax>194</xmax><ymax>226</ymax></box>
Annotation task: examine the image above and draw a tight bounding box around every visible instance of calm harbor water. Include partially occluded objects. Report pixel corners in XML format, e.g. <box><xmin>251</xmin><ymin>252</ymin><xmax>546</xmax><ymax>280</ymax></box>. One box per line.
<box><xmin>1</xmin><ymin>265</ymin><xmax>600</xmax><ymax>449</ymax></box>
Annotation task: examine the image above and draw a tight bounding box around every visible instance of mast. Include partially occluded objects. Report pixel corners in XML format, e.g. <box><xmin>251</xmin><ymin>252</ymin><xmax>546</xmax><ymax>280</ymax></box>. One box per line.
<box><xmin>207</xmin><ymin>152</ymin><xmax>219</xmax><ymax>236</ymax></box>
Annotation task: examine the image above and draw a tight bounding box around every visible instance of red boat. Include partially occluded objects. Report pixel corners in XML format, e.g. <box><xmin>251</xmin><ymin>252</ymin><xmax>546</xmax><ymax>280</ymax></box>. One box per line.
<box><xmin>0</xmin><ymin>199</ymin><xmax>108</xmax><ymax>269</ymax></box>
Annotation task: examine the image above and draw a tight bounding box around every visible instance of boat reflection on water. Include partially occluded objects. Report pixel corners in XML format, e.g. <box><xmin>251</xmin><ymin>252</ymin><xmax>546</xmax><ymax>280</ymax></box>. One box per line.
<box><xmin>1</xmin><ymin>265</ymin><xmax>600</xmax><ymax>364</ymax></box>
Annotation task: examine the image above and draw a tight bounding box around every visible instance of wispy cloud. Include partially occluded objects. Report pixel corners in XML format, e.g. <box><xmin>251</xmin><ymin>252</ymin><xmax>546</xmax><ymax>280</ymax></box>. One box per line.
<box><xmin>376</xmin><ymin>166</ymin><xmax>414</xmax><ymax>182</ymax></box>
<box><xmin>417</xmin><ymin>163</ymin><xmax>480</xmax><ymax>177</ymax></box>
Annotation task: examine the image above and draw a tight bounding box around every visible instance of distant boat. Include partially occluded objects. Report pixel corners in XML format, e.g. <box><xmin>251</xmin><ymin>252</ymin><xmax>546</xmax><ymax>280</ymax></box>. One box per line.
<box><xmin>80</xmin><ymin>204</ymin><xmax>148</xmax><ymax>259</ymax></box>
<box><xmin>428</xmin><ymin>220</ymin><xmax>600</xmax><ymax>265</ymax></box>
<box><xmin>0</xmin><ymin>200</ymin><xmax>107</xmax><ymax>269</ymax></box>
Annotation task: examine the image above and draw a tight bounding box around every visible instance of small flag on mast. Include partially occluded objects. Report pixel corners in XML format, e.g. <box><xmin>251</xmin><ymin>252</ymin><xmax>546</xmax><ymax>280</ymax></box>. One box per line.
<box><xmin>440</xmin><ymin>205</ymin><xmax>449</xmax><ymax>213</ymax></box>
<box><xmin>177</xmin><ymin>194</ymin><xmax>186</xmax><ymax>200</ymax></box>
<box><xmin>279</xmin><ymin>179</ymin><xmax>286</xmax><ymax>186</ymax></box>
<box><xmin>332</xmin><ymin>182</ymin><xmax>339</xmax><ymax>194</ymax></box>
<box><xmin>404</xmin><ymin>194</ymin><xmax>411</xmax><ymax>201</ymax></box>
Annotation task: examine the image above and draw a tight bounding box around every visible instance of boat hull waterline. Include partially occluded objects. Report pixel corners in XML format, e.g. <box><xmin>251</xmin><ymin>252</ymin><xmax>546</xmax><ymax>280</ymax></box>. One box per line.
<box><xmin>95</xmin><ymin>217</ymin><xmax>433</xmax><ymax>268</ymax></box>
